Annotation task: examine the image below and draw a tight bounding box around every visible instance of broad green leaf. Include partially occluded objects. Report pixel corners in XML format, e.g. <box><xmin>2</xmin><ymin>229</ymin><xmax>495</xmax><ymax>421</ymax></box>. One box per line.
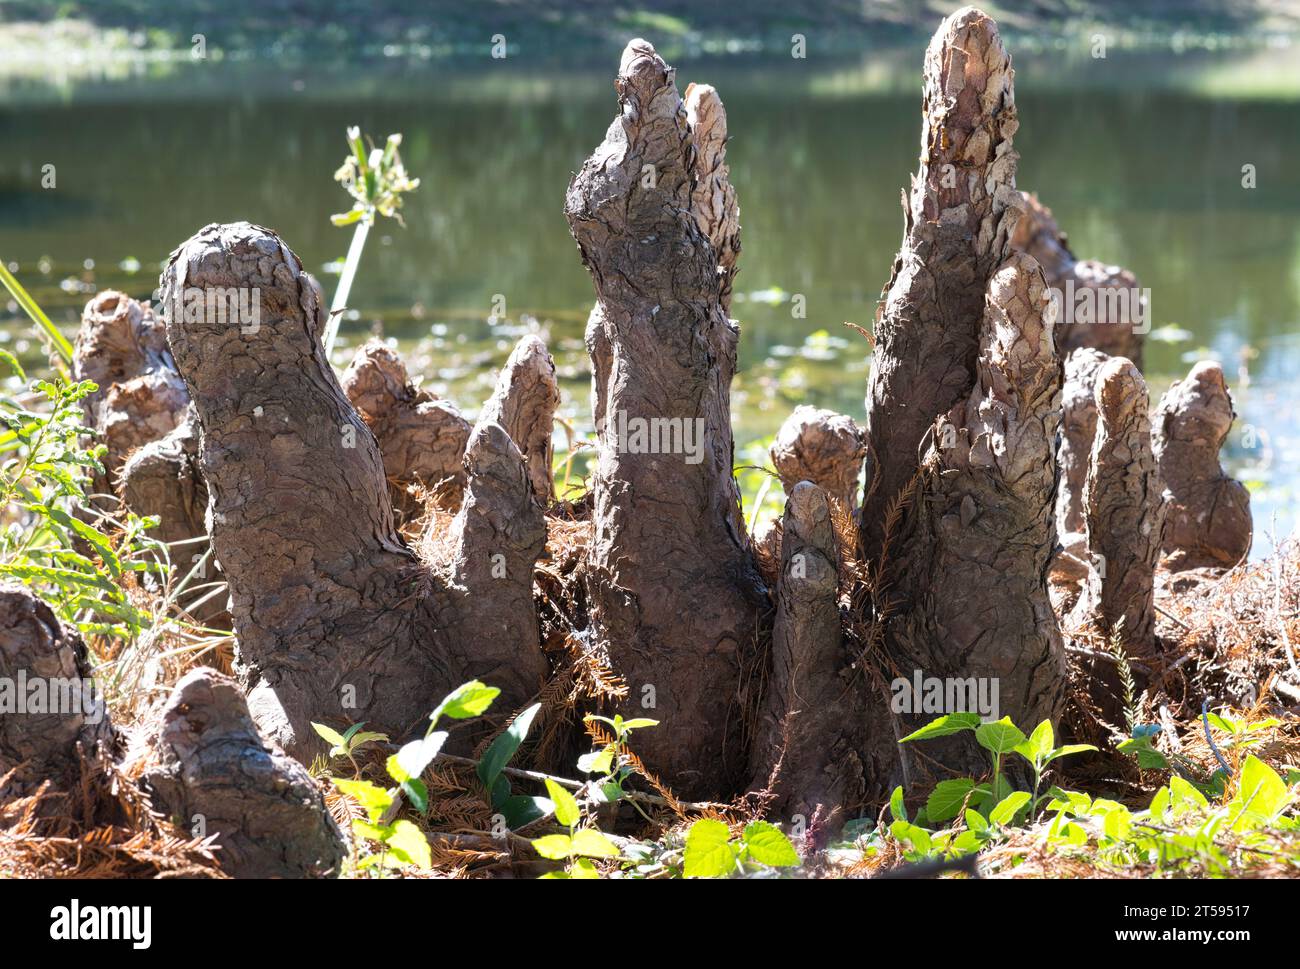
<box><xmin>1169</xmin><ymin>775</ymin><xmax>1209</xmax><ymax>814</ymax></box>
<box><xmin>384</xmin><ymin>820</ymin><xmax>432</xmax><ymax>869</ymax></box>
<box><xmin>1237</xmin><ymin>755</ymin><xmax>1287</xmax><ymax>820</ymax></box>
<box><xmin>741</xmin><ymin>822</ymin><xmax>799</xmax><ymax>867</ymax></box>
<box><xmin>333</xmin><ymin>778</ymin><xmax>393</xmax><ymax>823</ymax></box>
<box><xmin>683</xmin><ymin>818</ymin><xmax>736</xmax><ymax>878</ymax></box>
<box><xmin>569</xmin><ymin>858</ymin><xmax>601</xmax><ymax>878</ymax></box>
<box><xmin>500</xmin><ymin>794</ymin><xmax>553</xmax><ymax>830</ymax></box>
<box><xmin>988</xmin><ymin>791</ymin><xmax>1030</xmax><ymax>826</ymax></box>
<box><xmin>951</xmin><ymin>830</ymin><xmax>983</xmax><ymax>854</ymax></box>
<box><xmin>311</xmin><ymin>722</ymin><xmax>347</xmax><ymax>748</ymax></box>
<box><xmin>577</xmin><ymin>747</ymin><xmax>615</xmax><ymax>775</ymax></box>
<box><xmin>1117</xmin><ymin>736</ymin><xmax>1169</xmax><ymax>770</ymax></box>
<box><xmin>569</xmin><ymin>828</ymin><xmax>620</xmax><ymax>859</ymax></box>
<box><xmin>889</xmin><ymin>785</ymin><xmax>908</xmax><ymax>823</ymax></box>
<box><xmin>531</xmin><ymin>834</ymin><xmax>573</xmax><ymax>860</ymax></box>
<box><xmin>1102</xmin><ymin>806</ymin><xmax>1132</xmax><ymax>840</ymax></box>
<box><xmin>964</xmin><ymin>808</ymin><xmax>988</xmax><ymax>834</ymax></box>
<box><xmin>431</xmin><ymin>680</ymin><xmax>500</xmax><ymax>725</ymax></box>
<box><xmin>900</xmin><ymin>712</ymin><xmax>981</xmax><ymax>743</ymax></box>
<box><xmin>1014</xmin><ymin>720</ymin><xmax>1054</xmax><ymax>764</ymax></box>
<box><xmin>620</xmin><ymin>718</ymin><xmax>659</xmax><ymax>730</ymax></box>
<box><xmin>352</xmin><ymin>819</ymin><xmax>393</xmax><ymax>845</ymax></box>
<box><xmin>400</xmin><ymin>778</ymin><xmax>429</xmax><ymax>815</ymax></box>
<box><xmin>393</xmin><ymin>731</ymin><xmax>448</xmax><ymax>782</ymax></box>
<box><xmin>975</xmin><ymin>718</ymin><xmax>1026</xmax><ymax>755</ymax></box>
<box><xmin>546</xmin><ymin>778</ymin><xmax>581</xmax><ymax>829</ymax></box>
<box><xmin>1043</xmin><ymin>743</ymin><xmax>1098</xmax><ymax>765</ymax></box>
<box><xmin>889</xmin><ymin>820</ymin><xmax>933</xmax><ymax>855</ymax></box>
<box><xmin>477</xmin><ymin>702</ymin><xmax>541</xmax><ymax>789</ymax></box>
<box><xmin>926</xmin><ymin>778</ymin><xmax>975</xmax><ymax>822</ymax></box>
<box><xmin>1148</xmin><ymin>786</ymin><xmax>1171</xmax><ymax>821</ymax></box>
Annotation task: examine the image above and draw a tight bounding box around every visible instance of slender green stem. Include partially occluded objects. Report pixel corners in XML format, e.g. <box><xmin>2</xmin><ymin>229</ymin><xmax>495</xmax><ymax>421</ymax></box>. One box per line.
<box><xmin>322</xmin><ymin>216</ymin><xmax>372</xmax><ymax>360</ymax></box>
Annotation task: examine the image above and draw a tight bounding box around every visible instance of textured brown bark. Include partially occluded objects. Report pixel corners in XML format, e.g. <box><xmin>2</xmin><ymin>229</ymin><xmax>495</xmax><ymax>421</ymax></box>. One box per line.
<box><xmin>1070</xmin><ymin>358</ymin><xmax>1165</xmax><ymax>646</ymax></box>
<box><xmin>885</xmin><ymin>253</ymin><xmax>1067</xmax><ymax>780</ymax></box>
<box><xmin>860</xmin><ymin>7</ymin><xmax>1022</xmax><ymax>572</ymax></box>
<box><xmin>340</xmin><ymin>341</ymin><xmax>471</xmax><ymax>517</ymax></box>
<box><xmin>119</xmin><ymin>407</ymin><xmax>208</xmax><ymax>546</ymax></box>
<box><xmin>565</xmin><ymin>41</ymin><xmax>765</xmax><ymax>797</ymax></box>
<box><xmin>1011</xmin><ymin>191</ymin><xmax>1145</xmax><ymax>368</ymax></box>
<box><xmin>138</xmin><ymin>668</ymin><xmax>346</xmax><ymax>878</ymax></box>
<box><xmin>770</xmin><ymin>406</ymin><xmax>866</xmax><ymax>511</ymax></box>
<box><xmin>1056</xmin><ymin>348</ymin><xmax>1112</xmax><ymax>538</ymax></box>
<box><xmin>160</xmin><ymin>222</ymin><xmax>548</xmax><ymax>763</ymax></box>
<box><xmin>477</xmin><ymin>334</ymin><xmax>561</xmax><ymax>503</ymax></box>
<box><xmin>1153</xmin><ymin>362</ymin><xmax>1252</xmax><ymax>571</ymax></box>
<box><xmin>0</xmin><ymin>584</ymin><xmax>115</xmax><ymax>808</ymax></box>
<box><xmin>73</xmin><ymin>291</ymin><xmax>189</xmax><ymax>499</ymax></box>
<box><xmin>749</xmin><ymin>482</ymin><xmax>870</xmax><ymax>828</ymax></box>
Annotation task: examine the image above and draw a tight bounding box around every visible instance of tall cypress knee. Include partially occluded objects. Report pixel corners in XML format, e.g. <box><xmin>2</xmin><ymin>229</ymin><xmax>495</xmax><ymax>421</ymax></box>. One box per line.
<box><xmin>565</xmin><ymin>41</ymin><xmax>764</xmax><ymax>797</ymax></box>
<box><xmin>860</xmin><ymin>7</ymin><xmax>1022</xmax><ymax>573</ymax></box>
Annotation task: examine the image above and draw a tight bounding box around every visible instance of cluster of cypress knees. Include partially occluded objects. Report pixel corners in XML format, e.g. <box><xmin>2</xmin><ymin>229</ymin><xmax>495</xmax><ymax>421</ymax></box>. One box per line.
<box><xmin>0</xmin><ymin>7</ymin><xmax>1252</xmax><ymax>876</ymax></box>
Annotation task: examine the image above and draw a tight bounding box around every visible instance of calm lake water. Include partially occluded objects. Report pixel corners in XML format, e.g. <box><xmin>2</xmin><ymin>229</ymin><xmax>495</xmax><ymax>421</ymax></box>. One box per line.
<box><xmin>2</xmin><ymin>44</ymin><xmax>1298</xmax><ymax>555</ymax></box>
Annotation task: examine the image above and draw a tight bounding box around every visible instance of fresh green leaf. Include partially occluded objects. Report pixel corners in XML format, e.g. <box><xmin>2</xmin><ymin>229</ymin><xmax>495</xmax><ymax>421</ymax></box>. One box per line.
<box><xmin>926</xmin><ymin>778</ymin><xmax>975</xmax><ymax>822</ymax></box>
<box><xmin>900</xmin><ymin>712</ymin><xmax>981</xmax><ymax>743</ymax></box>
<box><xmin>975</xmin><ymin>718</ymin><xmax>1026</xmax><ymax>755</ymax></box>
<box><xmin>683</xmin><ymin>818</ymin><xmax>736</xmax><ymax>878</ymax></box>
<box><xmin>546</xmin><ymin>778</ymin><xmax>581</xmax><ymax>829</ymax></box>
<box><xmin>741</xmin><ymin>821</ymin><xmax>799</xmax><ymax>867</ymax></box>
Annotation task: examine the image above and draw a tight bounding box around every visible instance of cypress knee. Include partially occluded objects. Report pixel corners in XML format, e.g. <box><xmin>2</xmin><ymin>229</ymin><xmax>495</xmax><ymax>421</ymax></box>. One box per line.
<box><xmin>565</xmin><ymin>41</ymin><xmax>765</xmax><ymax>797</ymax></box>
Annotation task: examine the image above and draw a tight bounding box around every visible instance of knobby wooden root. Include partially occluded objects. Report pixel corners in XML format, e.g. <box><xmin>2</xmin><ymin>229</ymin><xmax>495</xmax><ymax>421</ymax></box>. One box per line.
<box><xmin>341</xmin><ymin>340</ymin><xmax>472</xmax><ymax>519</ymax></box>
<box><xmin>850</xmin><ymin>9</ymin><xmax>1069</xmax><ymax>789</ymax></box>
<box><xmin>0</xmin><ymin>584</ymin><xmax>116</xmax><ymax>812</ymax></box>
<box><xmin>749</xmin><ymin>482</ymin><xmax>870</xmax><ymax>833</ymax></box>
<box><xmin>1011</xmin><ymin>191</ymin><xmax>1146</xmax><ymax>368</ymax></box>
<box><xmin>135</xmin><ymin>668</ymin><xmax>347</xmax><ymax>878</ymax></box>
<box><xmin>1153</xmin><ymin>361</ymin><xmax>1252</xmax><ymax>571</ymax></box>
<box><xmin>566</xmin><ymin>40</ymin><xmax>766</xmax><ymax>797</ymax></box>
<box><xmin>161</xmin><ymin>222</ymin><xmax>549</xmax><ymax>764</ymax></box>
<box><xmin>886</xmin><ymin>252</ymin><xmax>1067</xmax><ymax>783</ymax></box>
<box><xmin>0</xmin><ymin>584</ymin><xmax>345</xmax><ymax>875</ymax></box>
<box><xmin>1071</xmin><ymin>358</ymin><xmax>1166</xmax><ymax>649</ymax></box>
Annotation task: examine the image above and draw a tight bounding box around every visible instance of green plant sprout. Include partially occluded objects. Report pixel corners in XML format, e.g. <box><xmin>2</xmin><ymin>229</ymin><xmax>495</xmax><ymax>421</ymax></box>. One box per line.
<box><xmin>532</xmin><ymin>779</ymin><xmax>621</xmax><ymax>879</ymax></box>
<box><xmin>322</xmin><ymin>126</ymin><xmax>420</xmax><ymax>359</ymax></box>
<box><xmin>681</xmin><ymin>818</ymin><xmax>799</xmax><ymax>878</ymax></box>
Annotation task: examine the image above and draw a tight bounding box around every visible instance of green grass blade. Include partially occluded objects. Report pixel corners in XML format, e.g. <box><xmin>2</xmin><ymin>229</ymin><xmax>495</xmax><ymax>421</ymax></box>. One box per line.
<box><xmin>0</xmin><ymin>261</ymin><xmax>74</xmax><ymax>367</ymax></box>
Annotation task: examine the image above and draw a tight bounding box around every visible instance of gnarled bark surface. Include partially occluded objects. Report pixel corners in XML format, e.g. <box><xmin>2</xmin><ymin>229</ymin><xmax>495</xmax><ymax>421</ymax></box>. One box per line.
<box><xmin>341</xmin><ymin>341</ymin><xmax>471</xmax><ymax>517</ymax></box>
<box><xmin>770</xmin><ymin>406</ymin><xmax>866</xmax><ymax>512</ymax></box>
<box><xmin>477</xmin><ymin>334</ymin><xmax>561</xmax><ymax>503</ymax></box>
<box><xmin>1153</xmin><ymin>361</ymin><xmax>1252</xmax><ymax>571</ymax></box>
<box><xmin>1050</xmin><ymin>348</ymin><xmax>1111</xmax><ymax>596</ymax></box>
<box><xmin>138</xmin><ymin>668</ymin><xmax>346</xmax><ymax>878</ymax></box>
<box><xmin>860</xmin><ymin>7</ymin><xmax>1022</xmax><ymax>572</ymax></box>
<box><xmin>1070</xmin><ymin>358</ymin><xmax>1165</xmax><ymax>647</ymax></box>
<box><xmin>73</xmin><ymin>291</ymin><xmax>189</xmax><ymax>501</ymax></box>
<box><xmin>161</xmin><ymin>222</ymin><xmax>548</xmax><ymax>762</ymax></box>
<box><xmin>887</xmin><ymin>253</ymin><xmax>1067</xmax><ymax>781</ymax></box>
<box><xmin>749</xmin><ymin>482</ymin><xmax>870</xmax><ymax>828</ymax></box>
<box><xmin>0</xmin><ymin>584</ymin><xmax>115</xmax><ymax>808</ymax></box>
<box><xmin>565</xmin><ymin>41</ymin><xmax>765</xmax><ymax>797</ymax></box>
<box><xmin>1011</xmin><ymin>191</ymin><xmax>1145</xmax><ymax>368</ymax></box>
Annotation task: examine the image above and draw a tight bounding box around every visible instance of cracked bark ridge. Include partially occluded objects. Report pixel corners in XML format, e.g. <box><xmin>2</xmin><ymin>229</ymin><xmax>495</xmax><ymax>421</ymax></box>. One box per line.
<box><xmin>161</xmin><ymin>223</ymin><xmax>547</xmax><ymax>762</ymax></box>
<box><xmin>749</xmin><ymin>482</ymin><xmax>868</xmax><ymax>826</ymax></box>
<box><xmin>860</xmin><ymin>6</ymin><xmax>1022</xmax><ymax>572</ymax></box>
<box><xmin>119</xmin><ymin>406</ymin><xmax>209</xmax><ymax>546</ymax></box>
<box><xmin>1056</xmin><ymin>348</ymin><xmax>1112</xmax><ymax>538</ymax></box>
<box><xmin>565</xmin><ymin>41</ymin><xmax>765</xmax><ymax>797</ymax></box>
<box><xmin>1012</xmin><ymin>191</ymin><xmax>1145</xmax><ymax>368</ymax></box>
<box><xmin>477</xmin><ymin>334</ymin><xmax>561</xmax><ymax>503</ymax></box>
<box><xmin>341</xmin><ymin>341</ymin><xmax>471</xmax><ymax>514</ymax></box>
<box><xmin>770</xmin><ymin>406</ymin><xmax>866</xmax><ymax>511</ymax></box>
<box><xmin>1050</xmin><ymin>348</ymin><xmax>1112</xmax><ymax>595</ymax></box>
<box><xmin>140</xmin><ymin>668</ymin><xmax>346</xmax><ymax>878</ymax></box>
<box><xmin>684</xmin><ymin>82</ymin><xmax>740</xmax><ymax>315</ymax></box>
<box><xmin>1071</xmin><ymin>358</ymin><xmax>1165</xmax><ymax>646</ymax></box>
<box><xmin>889</xmin><ymin>253</ymin><xmax>1067</xmax><ymax>780</ymax></box>
<box><xmin>0</xmin><ymin>584</ymin><xmax>115</xmax><ymax>806</ymax></box>
<box><xmin>73</xmin><ymin>291</ymin><xmax>189</xmax><ymax>493</ymax></box>
<box><xmin>1153</xmin><ymin>361</ymin><xmax>1252</xmax><ymax>571</ymax></box>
